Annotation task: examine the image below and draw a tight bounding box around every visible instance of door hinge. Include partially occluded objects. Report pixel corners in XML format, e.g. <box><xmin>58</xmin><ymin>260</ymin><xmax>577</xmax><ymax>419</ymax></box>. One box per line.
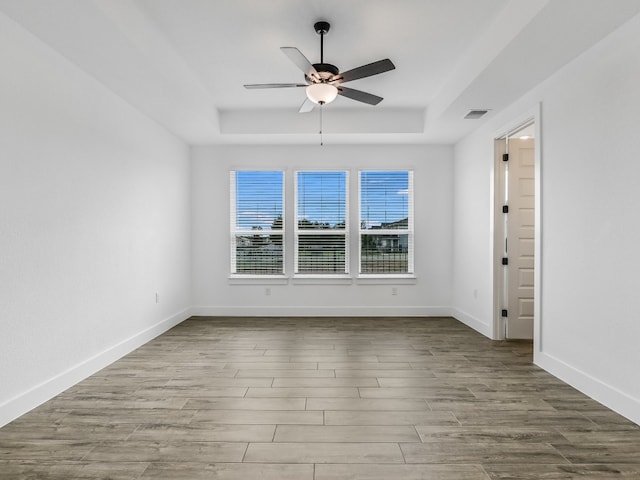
<box><xmin>502</xmin><ymin>153</ymin><xmax>509</xmax><ymax>162</ymax></box>
<box><xmin>501</xmin><ymin>309</ymin><xmax>508</xmax><ymax>317</ymax></box>
<box><xmin>502</xmin><ymin>205</ymin><xmax>509</xmax><ymax>214</ymax></box>
<box><xmin>502</xmin><ymin>257</ymin><xmax>509</xmax><ymax>265</ymax></box>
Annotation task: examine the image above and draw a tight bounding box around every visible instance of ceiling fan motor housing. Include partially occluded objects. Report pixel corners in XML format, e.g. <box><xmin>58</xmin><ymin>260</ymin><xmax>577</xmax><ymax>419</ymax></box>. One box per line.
<box><xmin>307</xmin><ymin>63</ymin><xmax>340</xmax><ymax>84</ymax></box>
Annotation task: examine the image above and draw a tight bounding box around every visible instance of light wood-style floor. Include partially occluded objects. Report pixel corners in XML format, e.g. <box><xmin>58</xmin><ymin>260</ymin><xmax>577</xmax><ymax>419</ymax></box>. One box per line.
<box><xmin>1</xmin><ymin>316</ymin><xmax>639</xmax><ymax>479</ymax></box>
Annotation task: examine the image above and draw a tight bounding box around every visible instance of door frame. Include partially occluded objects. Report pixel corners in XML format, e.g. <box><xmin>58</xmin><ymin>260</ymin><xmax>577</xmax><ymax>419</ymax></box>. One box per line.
<box><xmin>492</xmin><ymin>103</ymin><xmax>542</xmax><ymax>349</ymax></box>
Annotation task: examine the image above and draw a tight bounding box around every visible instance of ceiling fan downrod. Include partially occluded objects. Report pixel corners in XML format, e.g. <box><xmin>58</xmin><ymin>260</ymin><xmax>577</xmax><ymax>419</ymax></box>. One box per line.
<box><xmin>314</xmin><ymin>21</ymin><xmax>330</xmax><ymax>64</ymax></box>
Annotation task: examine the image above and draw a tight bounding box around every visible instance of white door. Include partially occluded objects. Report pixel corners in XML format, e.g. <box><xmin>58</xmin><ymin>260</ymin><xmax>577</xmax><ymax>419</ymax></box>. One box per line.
<box><xmin>505</xmin><ymin>138</ymin><xmax>535</xmax><ymax>339</ymax></box>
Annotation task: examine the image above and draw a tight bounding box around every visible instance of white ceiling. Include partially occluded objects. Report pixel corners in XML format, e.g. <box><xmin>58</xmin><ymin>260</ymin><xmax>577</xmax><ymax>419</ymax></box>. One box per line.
<box><xmin>2</xmin><ymin>0</ymin><xmax>640</xmax><ymax>145</ymax></box>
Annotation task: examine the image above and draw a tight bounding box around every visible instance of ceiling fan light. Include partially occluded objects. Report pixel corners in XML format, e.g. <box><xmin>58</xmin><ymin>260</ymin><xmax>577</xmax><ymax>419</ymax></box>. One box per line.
<box><xmin>306</xmin><ymin>83</ymin><xmax>338</xmax><ymax>105</ymax></box>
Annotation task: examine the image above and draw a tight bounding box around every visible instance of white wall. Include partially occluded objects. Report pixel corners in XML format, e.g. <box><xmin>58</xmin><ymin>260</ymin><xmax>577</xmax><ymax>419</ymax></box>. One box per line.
<box><xmin>0</xmin><ymin>13</ymin><xmax>191</xmax><ymax>426</ymax></box>
<box><xmin>451</xmin><ymin>135</ymin><xmax>495</xmax><ymax>336</ymax></box>
<box><xmin>452</xmin><ymin>12</ymin><xmax>640</xmax><ymax>424</ymax></box>
<box><xmin>191</xmin><ymin>144</ymin><xmax>453</xmax><ymax>317</ymax></box>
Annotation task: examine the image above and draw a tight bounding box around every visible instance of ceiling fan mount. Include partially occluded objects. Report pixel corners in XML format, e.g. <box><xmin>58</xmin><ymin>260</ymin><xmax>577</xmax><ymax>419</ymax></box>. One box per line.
<box><xmin>314</xmin><ymin>21</ymin><xmax>331</xmax><ymax>36</ymax></box>
<box><xmin>244</xmin><ymin>20</ymin><xmax>396</xmax><ymax>113</ymax></box>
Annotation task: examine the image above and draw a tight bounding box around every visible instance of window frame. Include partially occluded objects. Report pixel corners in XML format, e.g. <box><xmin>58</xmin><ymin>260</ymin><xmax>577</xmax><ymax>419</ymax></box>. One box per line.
<box><xmin>294</xmin><ymin>170</ymin><xmax>350</xmax><ymax>277</ymax></box>
<box><xmin>228</xmin><ymin>168</ymin><xmax>416</xmax><ymax>282</ymax></box>
<box><xmin>229</xmin><ymin>170</ymin><xmax>286</xmax><ymax>278</ymax></box>
<box><xmin>358</xmin><ymin>170</ymin><xmax>415</xmax><ymax>278</ymax></box>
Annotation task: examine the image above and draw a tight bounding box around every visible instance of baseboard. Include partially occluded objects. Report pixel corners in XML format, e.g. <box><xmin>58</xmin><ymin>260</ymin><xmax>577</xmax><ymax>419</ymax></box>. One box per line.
<box><xmin>192</xmin><ymin>306</ymin><xmax>495</xmax><ymax>340</ymax></box>
<box><xmin>0</xmin><ymin>308</ymin><xmax>191</xmax><ymax>428</ymax></box>
<box><xmin>449</xmin><ymin>307</ymin><xmax>492</xmax><ymax>338</ymax></box>
<box><xmin>535</xmin><ymin>350</ymin><xmax>640</xmax><ymax>426</ymax></box>
<box><xmin>190</xmin><ymin>305</ymin><xmax>453</xmax><ymax>317</ymax></box>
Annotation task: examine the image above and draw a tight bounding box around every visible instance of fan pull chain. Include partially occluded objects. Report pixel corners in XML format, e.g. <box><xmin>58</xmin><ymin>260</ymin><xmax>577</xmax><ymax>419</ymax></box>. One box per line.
<box><xmin>319</xmin><ymin>103</ymin><xmax>324</xmax><ymax>146</ymax></box>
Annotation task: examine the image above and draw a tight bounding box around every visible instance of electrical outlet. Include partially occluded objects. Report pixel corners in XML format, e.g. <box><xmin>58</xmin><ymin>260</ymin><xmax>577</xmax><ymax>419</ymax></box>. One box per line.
<box><xmin>391</xmin><ymin>287</ymin><xmax>398</xmax><ymax>296</ymax></box>
<box><xmin>265</xmin><ymin>287</ymin><xmax>271</xmax><ymax>296</ymax></box>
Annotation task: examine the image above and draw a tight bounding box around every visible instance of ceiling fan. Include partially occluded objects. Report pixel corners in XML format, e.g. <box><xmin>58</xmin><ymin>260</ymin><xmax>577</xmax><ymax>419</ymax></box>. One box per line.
<box><xmin>244</xmin><ymin>21</ymin><xmax>395</xmax><ymax>113</ymax></box>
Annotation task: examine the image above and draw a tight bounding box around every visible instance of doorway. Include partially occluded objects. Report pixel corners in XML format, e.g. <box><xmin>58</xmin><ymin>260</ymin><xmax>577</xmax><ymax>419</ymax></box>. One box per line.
<box><xmin>494</xmin><ymin>120</ymin><xmax>536</xmax><ymax>339</ymax></box>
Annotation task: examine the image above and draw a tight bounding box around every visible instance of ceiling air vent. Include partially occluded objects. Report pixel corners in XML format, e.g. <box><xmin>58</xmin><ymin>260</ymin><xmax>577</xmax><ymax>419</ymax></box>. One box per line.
<box><xmin>464</xmin><ymin>109</ymin><xmax>489</xmax><ymax>120</ymax></box>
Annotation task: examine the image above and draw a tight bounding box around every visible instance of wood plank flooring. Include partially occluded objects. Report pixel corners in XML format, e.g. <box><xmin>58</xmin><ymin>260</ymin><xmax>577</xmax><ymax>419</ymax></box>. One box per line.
<box><xmin>1</xmin><ymin>316</ymin><xmax>639</xmax><ymax>479</ymax></box>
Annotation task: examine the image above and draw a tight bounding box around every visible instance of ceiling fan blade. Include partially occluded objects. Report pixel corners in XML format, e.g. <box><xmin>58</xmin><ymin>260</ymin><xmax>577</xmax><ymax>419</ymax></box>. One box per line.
<box><xmin>244</xmin><ymin>83</ymin><xmax>307</xmax><ymax>89</ymax></box>
<box><xmin>335</xmin><ymin>59</ymin><xmax>395</xmax><ymax>83</ymax></box>
<box><xmin>281</xmin><ymin>47</ymin><xmax>319</xmax><ymax>80</ymax></box>
<box><xmin>337</xmin><ymin>86</ymin><xmax>383</xmax><ymax>105</ymax></box>
<box><xmin>299</xmin><ymin>98</ymin><xmax>315</xmax><ymax>113</ymax></box>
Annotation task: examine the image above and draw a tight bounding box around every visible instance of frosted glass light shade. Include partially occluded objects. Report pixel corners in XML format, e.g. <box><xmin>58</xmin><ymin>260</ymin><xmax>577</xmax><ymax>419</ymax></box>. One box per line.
<box><xmin>306</xmin><ymin>83</ymin><xmax>338</xmax><ymax>105</ymax></box>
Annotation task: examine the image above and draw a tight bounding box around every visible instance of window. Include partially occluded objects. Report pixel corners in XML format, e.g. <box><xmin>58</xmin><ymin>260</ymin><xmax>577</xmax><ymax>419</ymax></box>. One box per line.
<box><xmin>229</xmin><ymin>169</ymin><xmax>415</xmax><ymax>279</ymax></box>
<box><xmin>359</xmin><ymin>170</ymin><xmax>414</xmax><ymax>275</ymax></box>
<box><xmin>295</xmin><ymin>171</ymin><xmax>348</xmax><ymax>274</ymax></box>
<box><xmin>230</xmin><ymin>171</ymin><xmax>284</xmax><ymax>275</ymax></box>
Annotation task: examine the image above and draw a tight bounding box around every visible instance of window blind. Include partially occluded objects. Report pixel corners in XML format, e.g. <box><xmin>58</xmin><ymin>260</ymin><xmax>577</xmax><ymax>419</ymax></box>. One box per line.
<box><xmin>230</xmin><ymin>171</ymin><xmax>284</xmax><ymax>275</ymax></box>
<box><xmin>295</xmin><ymin>171</ymin><xmax>348</xmax><ymax>274</ymax></box>
<box><xmin>359</xmin><ymin>170</ymin><xmax>414</xmax><ymax>274</ymax></box>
